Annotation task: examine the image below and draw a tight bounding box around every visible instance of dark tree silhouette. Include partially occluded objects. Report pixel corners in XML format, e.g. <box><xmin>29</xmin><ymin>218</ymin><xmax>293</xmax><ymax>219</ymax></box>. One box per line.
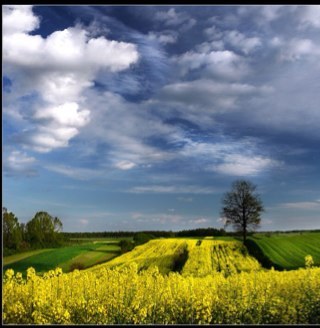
<box><xmin>221</xmin><ymin>180</ymin><xmax>264</xmax><ymax>243</ymax></box>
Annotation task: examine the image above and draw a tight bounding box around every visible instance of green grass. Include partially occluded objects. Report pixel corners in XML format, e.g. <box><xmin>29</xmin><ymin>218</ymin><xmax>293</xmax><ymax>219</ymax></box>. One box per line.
<box><xmin>249</xmin><ymin>232</ymin><xmax>320</xmax><ymax>269</ymax></box>
<box><xmin>59</xmin><ymin>243</ymin><xmax>120</xmax><ymax>272</ymax></box>
<box><xmin>3</xmin><ymin>249</ymin><xmax>53</xmax><ymax>266</ymax></box>
<box><xmin>3</xmin><ymin>240</ymin><xmax>121</xmax><ymax>275</ymax></box>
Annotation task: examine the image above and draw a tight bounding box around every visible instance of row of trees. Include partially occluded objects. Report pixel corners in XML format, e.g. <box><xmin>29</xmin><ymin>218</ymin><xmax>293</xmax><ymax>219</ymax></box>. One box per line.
<box><xmin>3</xmin><ymin>208</ymin><xmax>63</xmax><ymax>255</ymax></box>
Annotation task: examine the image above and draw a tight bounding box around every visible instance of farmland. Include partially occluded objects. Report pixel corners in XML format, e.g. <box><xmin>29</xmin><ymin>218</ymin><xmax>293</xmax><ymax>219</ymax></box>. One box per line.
<box><xmin>3</xmin><ymin>262</ymin><xmax>320</xmax><ymax>324</ymax></box>
<box><xmin>3</xmin><ymin>240</ymin><xmax>121</xmax><ymax>275</ymax></box>
<box><xmin>3</xmin><ymin>233</ymin><xmax>320</xmax><ymax>324</ymax></box>
<box><xmin>88</xmin><ymin>238</ymin><xmax>261</xmax><ymax>276</ymax></box>
<box><xmin>248</xmin><ymin>232</ymin><xmax>320</xmax><ymax>270</ymax></box>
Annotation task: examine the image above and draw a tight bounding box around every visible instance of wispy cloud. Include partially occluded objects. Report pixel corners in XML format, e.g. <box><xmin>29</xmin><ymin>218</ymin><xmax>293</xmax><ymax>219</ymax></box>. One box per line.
<box><xmin>45</xmin><ymin>164</ymin><xmax>103</xmax><ymax>180</ymax></box>
<box><xmin>279</xmin><ymin>200</ymin><xmax>320</xmax><ymax>211</ymax></box>
<box><xmin>128</xmin><ymin>185</ymin><xmax>218</xmax><ymax>194</ymax></box>
<box><xmin>4</xmin><ymin>150</ymin><xmax>37</xmax><ymax>177</ymax></box>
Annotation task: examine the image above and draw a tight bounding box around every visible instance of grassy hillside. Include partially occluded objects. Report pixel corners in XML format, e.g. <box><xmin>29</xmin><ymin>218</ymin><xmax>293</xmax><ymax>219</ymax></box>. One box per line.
<box><xmin>248</xmin><ymin>232</ymin><xmax>320</xmax><ymax>270</ymax></box>
<box><xmin>3</xmin><ymin>241</ymin><xmax>120</xmax><ymax>275</ymax></box>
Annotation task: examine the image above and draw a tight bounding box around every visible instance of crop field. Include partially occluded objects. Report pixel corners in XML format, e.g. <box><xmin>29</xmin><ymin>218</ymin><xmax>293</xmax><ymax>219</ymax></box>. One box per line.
<box><xmin>89</xmin><ymin>238</ymin><xmax>261</xmax><ymax>277</ymax></box>
<box><xmin>248</xmin><ymin>232</ymin><xmax>320</xmax><ymax>269</ymax></box>
<box><xmin>3</xmin><ymin>264</ymin><xmax>320</xmax><ymax>324</ymax></box>
<box><xmin>3</xmin><ymin>241</ymin><xmax>121</xmax><ymax>275</ymax></box>
<box><xmin>181</xmin><ymin>239</ymin><xmax>261</xmax><ymax>277</ymax></box>
<box><xmin>3</xmin><ymin>234</ymin><xmax>320</xmax><ymax>324</ymax></box>
<box><xmin>90</xmin><ymin>238</ymin><xmax>188</xmax><ymax>274</ymax></box>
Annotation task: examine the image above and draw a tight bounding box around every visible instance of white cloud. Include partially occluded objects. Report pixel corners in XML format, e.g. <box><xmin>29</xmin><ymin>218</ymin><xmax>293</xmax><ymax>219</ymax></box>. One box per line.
<box><xmin>3</xmin><ymin>6</ymin><xmax>139</xmax><ymax>153</ymax></box>
<box><xmin>180</xmin><ymin>138</ymin><xmax>281</xmax><ymax>177</ymax></box>
<box><xmin>45</xmin><ymin>164</ymin><xmax>102</xmax><ymax>180</ymax></box>
<box><xmin>114</xmin><ymin>160</ymin><xmax>136</xmax><ymax>170</ymax></box>
<box><xmin>280</xmin><ymin>200</ymin><xmax>320</xmax><ymax>210</ymax></box>
<box><xmin>178</xmin><ymin>197</ymin><xmax>193</xmax><ymax>202</ymax></box>
<box><xmin>280</xmin><ymin>38</ymin><xmax>320</xmax><ymax>61</ymax></box>
<box><xmin>213</xmin><ymin>154</ymin><xmax>279</xmax><ymax>176</ymax></box>
<box><xmin>3</xmin><ymin>5</ymin><xmax>39</xmax><ymax>35</ymax></box>
<box><xmin>79</xmin><ymin>90</ymin><xmax>176</xmax><ymax>170</ymax></box>
<box><xmin>299</xmin><ymin>5</ymin><xmax>320</xmax><ymax>29</ymax></box>
<box><xmin>155</xmin><ymin>8</ymin><xmax>195</xmax><ymax>30</ymax></box>
<box><xmin>131</xmin><ymin>211</ymin><xmax>183</xmax><ymax>224</ymax></box>
<box><xmin>4</xmin><ymin>150</ymin><xmax>36</xmax><ymax>176</ymax></box>
<box><xmin>129</xmin><ymin>185</ymin><xmax>218</xmax><ymax>194</ymax></box>
<box><xmin>260</xmin><ymin>5</ymin><xmax>284</xmax><ymax>22</ymax></box>
<box><xmin>173</xmin><ymin>49</ymin><xmax>249</xmax><ymax>80</ymax></box>
<box><xmin>224</xmin><ymin>30</ymin><xmax>261</xmax><ymax>55</ymax></box>
<box><xmin>191</xmin><ymin>218</ymin><xmax>209</xmax><ymax>224</ymax></box>
<box><xmin>147</xmin><ymin>31</ymin><xmax>178</xmax><ymax>44</ymax></box>
<box><xmin>34</xmin><ymin>102</ymin><xmax>90</xmax><ymax>126</ymax></box>
<box><xmin>79</xmin><ymin>219</ymin><xmax>89</xmax><ymax>226</ymax></box>
<box><xmin>157</xmin><ymin>79</ymin><xmax>272</xmax><ymax>125</ymax></box>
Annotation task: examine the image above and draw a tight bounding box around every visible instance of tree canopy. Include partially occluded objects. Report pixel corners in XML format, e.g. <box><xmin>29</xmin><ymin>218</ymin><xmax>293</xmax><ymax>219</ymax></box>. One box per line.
<box><xmin>3</xmin><ymin>208</ymin><xmax>63</xmax><ymax>254</ymax></box>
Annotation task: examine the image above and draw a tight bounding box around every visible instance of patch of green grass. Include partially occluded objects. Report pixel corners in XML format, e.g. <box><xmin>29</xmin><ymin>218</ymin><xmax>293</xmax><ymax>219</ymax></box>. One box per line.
<box><xmin>3</xmin><ymin>241</ymin><xmax>121</xmax><ymax>275</ymax></box>
<box><xmin>61</xmin><ymin>243</ymin><xmax>120</xmax><ymax>272</ymax></box>
<box><xmin>3</xmin><ymin>249</ymin><xmax>53</xmax><ymax>266</ymax></box>
<box><xmin>249</xmin><ymin>232</ymin><xmax>320</xmax><ymax>269</ymax></box>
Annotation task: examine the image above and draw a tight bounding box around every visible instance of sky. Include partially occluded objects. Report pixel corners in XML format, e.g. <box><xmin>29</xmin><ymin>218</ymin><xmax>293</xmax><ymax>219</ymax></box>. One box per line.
<box><xmin>3</xmin><ymin>5</ymin><xmax>320</xmax><ymax>232</ymax></box>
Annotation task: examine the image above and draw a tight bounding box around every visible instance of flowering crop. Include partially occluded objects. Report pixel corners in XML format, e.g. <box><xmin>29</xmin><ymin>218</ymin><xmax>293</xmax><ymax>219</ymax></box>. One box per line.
<box><xmin>89</xmin><ymin>238</ymin><xmax>261</xmax><ymax>277</ymax></box>
<box><xmin>3</xmin><ymin>251</ymin><xmax>320</xmax><ymax>324</ymax></box>
<box><xmin>181</xmin><ymin>239</ymin><xmax>261</xmax><ymax>277</ymax></box>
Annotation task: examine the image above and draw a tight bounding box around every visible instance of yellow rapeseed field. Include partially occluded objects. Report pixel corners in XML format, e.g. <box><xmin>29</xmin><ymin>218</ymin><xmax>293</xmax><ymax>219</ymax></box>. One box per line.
<box><xmin>3</xmin><ymin>254</ymin><xmax>320</xmax><ymax>324</ymax></box>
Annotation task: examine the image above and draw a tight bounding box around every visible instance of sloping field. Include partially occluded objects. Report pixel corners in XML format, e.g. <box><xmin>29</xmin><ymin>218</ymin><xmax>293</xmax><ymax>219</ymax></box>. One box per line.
<box><xmin>181</xmin><ymin>239</ymin><xmax>261</xmax><ymax>277</ymax></box>
<box><xmin>3</xmin><ymin>249</ymin><xmax>53</xmax><ymax>266</ymax></box>
<box><xmin>3</xmin><ymin>241</ymin><xmax>120</xmax><ymax>275</ymax></box>
<box><xmin>90</xmin><ymin>238</ymin><xmax>188</xmax><ymax>274</ymax></box>
<box><xmin>89</xmin><ymin>238</ymin><xmax>261</xmax><ymax>276</ymax></box>
<box><xmin>248</xmin><ymin>232</ymin><xmax>320</xmax><ymax>270</ymax></box>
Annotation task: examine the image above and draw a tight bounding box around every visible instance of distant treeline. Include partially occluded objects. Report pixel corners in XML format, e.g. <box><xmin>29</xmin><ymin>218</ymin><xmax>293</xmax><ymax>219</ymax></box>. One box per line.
<box><xmin>62</xmin><ymin>227</ymin><xmax>227</xmax><ymax>239</ymax></box>
<box><xmin>255</xmin><ymin>229</ymin><xmax>320</xmax><ymax>234</ymax></box>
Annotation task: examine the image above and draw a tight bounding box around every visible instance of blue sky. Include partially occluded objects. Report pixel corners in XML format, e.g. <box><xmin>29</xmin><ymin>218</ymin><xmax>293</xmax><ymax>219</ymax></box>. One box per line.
<box><xmin>3</xmin><ymin>5</ymin><xmax>320</xmax><ymax>232</ymax></box>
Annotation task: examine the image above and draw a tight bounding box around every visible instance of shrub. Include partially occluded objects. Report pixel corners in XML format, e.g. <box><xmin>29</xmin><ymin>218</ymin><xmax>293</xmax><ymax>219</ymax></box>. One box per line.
<box><xmin>70</xmin><ymin>262</ymin><xmax>85</xmax><ymax>271</ymax></box>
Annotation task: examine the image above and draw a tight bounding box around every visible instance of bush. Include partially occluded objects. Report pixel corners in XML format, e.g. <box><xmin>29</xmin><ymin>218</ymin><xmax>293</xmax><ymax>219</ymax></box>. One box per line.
<box><xmin>133</xmin><ymin>233</ymin><xmax>155</xmax><ymax>246</ymax></box>
<box><xmin>70</xmin><ymin>262</ymin><xmax>85</xmax><ymax>271</ymax></box>
<box><xmin>119</xmin><ymin>240</ymin><xmax>134</xmax><ymax>254</ymax></box>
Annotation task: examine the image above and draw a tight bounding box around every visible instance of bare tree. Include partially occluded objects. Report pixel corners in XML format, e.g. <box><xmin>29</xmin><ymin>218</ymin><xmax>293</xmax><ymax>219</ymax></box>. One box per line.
<box><xmin>221</xmin><ymin>180</ymin><xmax>264</xmax><ymax>243</ymax></box>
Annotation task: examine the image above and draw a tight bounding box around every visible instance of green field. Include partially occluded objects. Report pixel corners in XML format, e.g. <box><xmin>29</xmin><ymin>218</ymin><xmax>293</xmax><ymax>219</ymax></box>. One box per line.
<box><xmin>3</xmin><ymin>249</ymin><xmax>53</xmax><ymax>266</ymax></box>
<box><xmin>3</xmin><ymin>240</ymin><xmax>121</xmax><ymax>275</ymax></box>
<box><xmin>249</xmin><ymin>232</ymin><xmax>320</xmax><ymax>269</ymax></box>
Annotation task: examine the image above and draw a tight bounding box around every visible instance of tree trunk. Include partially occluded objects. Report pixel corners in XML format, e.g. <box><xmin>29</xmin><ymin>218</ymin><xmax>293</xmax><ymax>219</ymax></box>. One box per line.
<box><xmin>243</xmin><ymin>208</ymin><xmax>247</xmax><ymax>243</ymax></box>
